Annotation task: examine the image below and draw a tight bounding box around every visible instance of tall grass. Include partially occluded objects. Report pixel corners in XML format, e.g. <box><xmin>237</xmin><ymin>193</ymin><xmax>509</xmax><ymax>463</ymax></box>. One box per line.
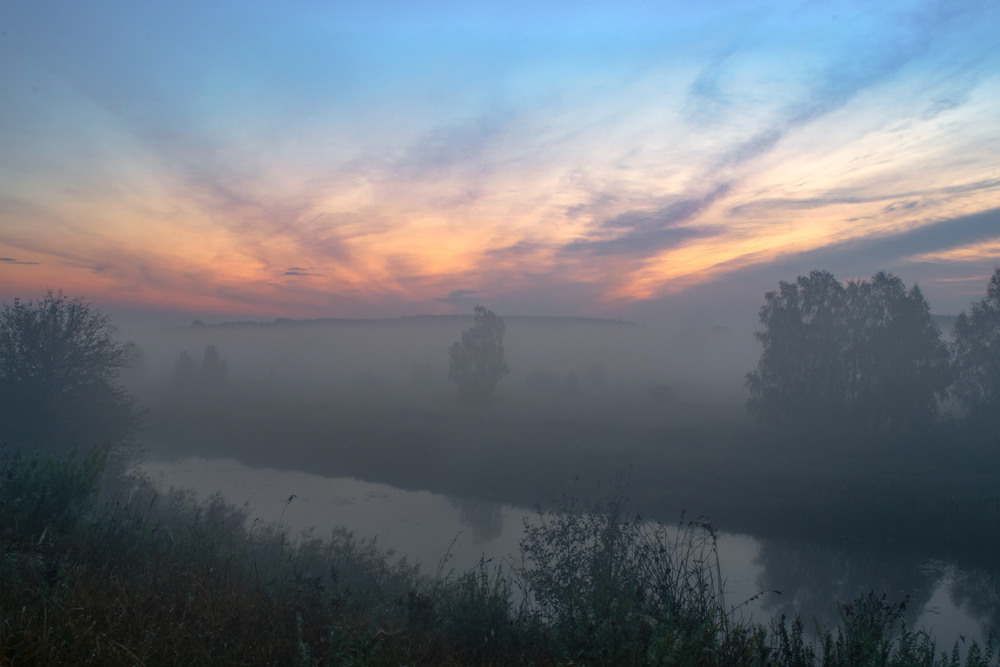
<box><xmin>1</xmin><ymin>444</ymin><xmax>997</xmax><ymax>665</ymax></box>
<box><xmin>518</xmin><ymin>486</ymin><xmax>730</xmax><ymax>664</ymax></box>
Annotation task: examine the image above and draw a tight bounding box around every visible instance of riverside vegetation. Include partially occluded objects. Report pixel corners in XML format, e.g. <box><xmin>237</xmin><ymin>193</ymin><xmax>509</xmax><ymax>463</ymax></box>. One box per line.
<box><xmin>2</xmin><ymin>445</ymin><xmax>998</xmax><ymax>666</ymax></box>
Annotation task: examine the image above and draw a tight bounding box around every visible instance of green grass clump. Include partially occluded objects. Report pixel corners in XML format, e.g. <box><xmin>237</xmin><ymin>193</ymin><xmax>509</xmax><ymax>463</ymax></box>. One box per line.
<box><xmin>1</xmin><ymin>444</ymin><xmax>998</xmax><ymax>665</ymax></box>
<box><xmin>519</xmin><ymin>488</ymin><xmax>730</xmax><ymax>664</ymax></box>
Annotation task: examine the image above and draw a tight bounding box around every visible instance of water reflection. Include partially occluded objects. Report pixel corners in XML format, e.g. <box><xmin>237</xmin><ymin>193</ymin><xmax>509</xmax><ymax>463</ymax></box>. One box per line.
<box><xmin>932</xmin><ymin>563</ymin><xmax>1000</xmax><ymax>643</ymax></box>
<box><xmin>450</xmin><ymin>495</ymin><xmax>504</xmax><ymax>544</ymax></box>
<box><xmin>753</xmin><ymin>538</ymin><xmax>997</xmax><ymax>647</ymax></box>
<box><xmin>142</xmin><ymin>456</ymin><xmax>996</xmax><ymax>648</ymax></box>
<box><xmin>142</xmin><ymin>457</ymin><xmax>523</xmax><ymax>575</ymax></box>
<box><xmin>754</xmin><ymin>539</ymin><xmax>934</xmax><ymax>630</ymax></box>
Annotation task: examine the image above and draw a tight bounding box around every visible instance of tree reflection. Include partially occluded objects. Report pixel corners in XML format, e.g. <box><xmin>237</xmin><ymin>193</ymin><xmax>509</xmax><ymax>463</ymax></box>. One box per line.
<box><xmin>451</xmin><ymin>495</ymin><xmax>504</xmax><ymax>545</ymax></box>
<box><xmin>754</xmin><ymin>538</ymin><xmax>936</xmax><ymax>632</ymax></box>
<box><xmin>946</xmin><ymin>564</ymin><xmax>1000</xmax><ymax>640</ymax></box>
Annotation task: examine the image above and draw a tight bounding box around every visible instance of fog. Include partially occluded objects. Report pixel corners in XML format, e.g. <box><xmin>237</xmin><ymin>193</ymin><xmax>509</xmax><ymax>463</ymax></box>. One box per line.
<box><xmin>122</xmin><ymin>314</ymin><xmax>757</xmax><ymax>420</ymax></box>
<box><xmin>106</xmin><ymin>304</ymin><xmax>1000</xmax><ymax>649</ymax></box>
<box><xmin>4</xmin><ymin>294</ymin><xmax>995</xmax><ymax>655</ymax></box>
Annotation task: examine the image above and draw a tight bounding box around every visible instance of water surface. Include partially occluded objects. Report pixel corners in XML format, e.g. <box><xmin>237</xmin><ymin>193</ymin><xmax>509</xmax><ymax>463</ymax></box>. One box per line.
<box><xmin>143</xmin><ymin>456</ymin><xmax>995</xmax><ymax>649</ymax></box>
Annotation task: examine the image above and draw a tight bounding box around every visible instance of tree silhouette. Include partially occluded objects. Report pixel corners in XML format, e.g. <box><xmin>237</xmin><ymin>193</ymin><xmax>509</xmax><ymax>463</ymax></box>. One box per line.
<box><xmin>952</xmin><ymin>267</ymin><xmax>1000</xmax><ymax>427</ymax></box>
<box><xmin>745</xmin><ymin>271</ymin><xmax>850</xmax><ymax>427</ymax></box>
<box><xmin>844</xmin><ymin>272</ymin><xmax>951</xmax><ymax>431</ymax></box>
<box><xmin>199</xmin><ymin>344</ymin><xmax>227</xmax><ymax>392</ymax></box>
<box><xmin>448</xmin><ymin>305</ymin><xmax>509</xmax><ymax>404</ymax></box>
<box><xmin>746</xmin><ymin>271</ymin><xmax>950</xmax><ymax>433</ymax></box>
<box><xmin>170</xmin><ymin>350</ymin><xmax>198</xmax><ymax>394</ymax></box>
<box><xmin>0</xmin><ymin>291</ymin><xmax>140</xmax><ymax>456</ymax></box>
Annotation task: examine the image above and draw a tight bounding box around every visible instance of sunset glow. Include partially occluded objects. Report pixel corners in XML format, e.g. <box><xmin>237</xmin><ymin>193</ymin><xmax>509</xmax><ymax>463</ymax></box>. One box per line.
<box><xmin>2</xmin><ymin>0</ymin><xmax>998</xmax><ymax>322</ymax></box>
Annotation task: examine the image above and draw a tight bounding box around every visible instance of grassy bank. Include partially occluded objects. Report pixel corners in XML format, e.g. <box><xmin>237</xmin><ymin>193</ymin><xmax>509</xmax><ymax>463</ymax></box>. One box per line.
<box><xmin>2</xmin><ymin>445</ymin><xmax>998</xmax><ymax>665</ymax></box>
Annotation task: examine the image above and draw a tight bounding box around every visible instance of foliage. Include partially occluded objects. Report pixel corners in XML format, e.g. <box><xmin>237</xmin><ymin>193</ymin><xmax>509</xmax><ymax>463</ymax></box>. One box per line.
<box><xmin>430</xmin><ymin>557</ymin><xmax>536</xmax><ymax>662</ymax></box>
<box><xmin>746</xmin><ymin>271</ymin><xmax>951</xmax><ymax>433</ymax></box>
<box><xmin>170</xmin><ymin>344</ymin><xmax>229</xmax><ymax>395</ymax></box>
<box><xmin>769</xmin><ymin>593</ymin><xmax>1000</xmax><ymax>667</ymax></box>
<box><xmin>0</xmin><ymin>291</ymin><xmax>141</xmax><ymax>456</ymax></box>
<box><xmin>448</xmin><ymin>305</ymin><xmax>510</xmax><ymax>404</ymax></box>
<box><xmin>2</xmin><ymin>447</ymin><xmax>999</xmax><ymax>665</ymax></box>
<box><xmin>519</xmin><ymin>486</ymin><xmax>727</xmax><ymax>664</ymax></box>
<box><xmin>0</xmin><ymin>444</ymin><xmax>108</xmax><ymax>545</ymax></box>
<box><xmin>952</xmin><ymin>268</ymin><xmax>1000</xmax><ymax>427</ymax></box>
<box><xmin>170</xmin><ymin>349</ymin><xmax>199</xmax><ymax>392</ymax></box>
<box><xmin>200</xmin><ymin>344</ymin><xmax>228</xmax><ymax>391</ymax></box>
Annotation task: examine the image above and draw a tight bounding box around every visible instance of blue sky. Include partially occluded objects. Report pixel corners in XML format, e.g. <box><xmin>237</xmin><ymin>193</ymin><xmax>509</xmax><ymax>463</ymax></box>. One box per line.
<box><xmin>1</xmin><ymin>0</ymin><xmax>998</xmax><ymax>325</ymax></box>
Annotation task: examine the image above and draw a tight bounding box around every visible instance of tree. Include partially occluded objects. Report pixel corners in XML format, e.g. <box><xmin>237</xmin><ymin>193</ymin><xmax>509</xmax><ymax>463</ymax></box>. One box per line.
<box><xmin>0</xmin><ymin>291</ymin><xmax>141</xmax><ymax>456</ymax></box>
<box><xmin>952</xmin><ymin>267</ymin><xmax>1000</xmax><ymax>426</ymax></box>
<box><xmin>745</xmin><ymin>271</ymin><xmax>950</xmax><ymax>433</ymax></box>
<box><xmin>843</xmin><ymin>273</ymin><xmax>951</xmax><ymax>431</ymax></box>
<box><xmin>199</xmin><ymin>344</ymin><xmax>227</xmax><ymax>392</ymax></box>
<box><xmin>448</xmin><ymin>305</ymin><xmax>509</xmax><ymax>404</ymax></box>
<box><xmin>170</xmin><ymin>350</ymin><xmax>198</xmax><ymax>394</ymax></box>
<box><xmin>745</xmin><ymin>271</ymin><xmax>851</xmax><ymax>427</ymax></box>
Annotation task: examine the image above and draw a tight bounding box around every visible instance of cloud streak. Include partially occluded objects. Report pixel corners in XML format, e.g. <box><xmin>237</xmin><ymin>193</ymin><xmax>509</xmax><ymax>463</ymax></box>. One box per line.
<box><xmin>561</xmin><ymin>184</ymin><xmax>730</xmax><ymax>259</ymax></box>
<box><xmin>282</xmin><ymin>267</ymin><xmax>323</xmax><ymax>277</ymax></box>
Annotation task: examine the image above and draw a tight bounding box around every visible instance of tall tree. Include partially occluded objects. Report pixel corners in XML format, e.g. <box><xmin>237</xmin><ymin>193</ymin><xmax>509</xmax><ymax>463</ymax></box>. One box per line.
<box><xmin>199</xmin><ymin>344</ymin><xmax>228</xmax><ymax>392</ymax></box>
<box><xmin>745</xmin><ymin>271</ymin><xmax>850</xmax><ymax>427</ymax></box>
<box><xmin>952</xmin><ymin>267</ymin><xmax>1000</xmax><ymax>427</ymax></box>
<box><xmin>448</xmin><ymin>305</ymin><xmax>510</xmax><ymax>404</ymax></box>
<box><xmin>845</xmin><ymin>273</ymin><xmax>951</xmax><ymax>431</ymax></box>
<box><xmin>170</xmin><ymin>350</ymin><xmax>198</xmax><ymax>394</ymax></box>
<box><xmin>0</xmin><ymin>291</ymin><xmax>141</xmax><ymax>455</ymax></box>
<box><xmin>746</xmin><ymin>271</ymin><xmax>950</xmax><ymax>433</ymax></box>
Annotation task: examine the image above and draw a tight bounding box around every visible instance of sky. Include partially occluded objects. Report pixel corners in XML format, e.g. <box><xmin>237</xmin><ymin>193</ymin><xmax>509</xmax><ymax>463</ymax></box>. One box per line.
<box><xmin>1</xmin><ymin>0</ymin><xmax>999</xmax><ymax>327</ymax></box>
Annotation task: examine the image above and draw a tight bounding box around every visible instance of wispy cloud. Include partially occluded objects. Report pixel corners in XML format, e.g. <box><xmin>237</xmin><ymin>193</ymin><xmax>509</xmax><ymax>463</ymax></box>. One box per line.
<box><xmin>561</xmin><ymin>184</ymin><xmax>730</xmax><ymax>259</ymax></box>
<box><xmin>0</xmin><ymin>257</ymin><xmax>40</xmax><ymax>265</ymax></box>
<box><xmin>728</xmin><ymin>179</ymin><xmax>1000</xmax><ymax>219</ymax></box>
<box><xmin>282</xmin><ymin>267</ymin><xmax>323</xmax><ymax>277</ymax></box>
<box><xmin>434</xmin><ymin>289</ymin><xmax>479</xmax><ymax>309</ymax></box>
<box><xmin>906</xmin><ymin>238</ymin><xmax>1000</xmax><ymax>264</ymax></box>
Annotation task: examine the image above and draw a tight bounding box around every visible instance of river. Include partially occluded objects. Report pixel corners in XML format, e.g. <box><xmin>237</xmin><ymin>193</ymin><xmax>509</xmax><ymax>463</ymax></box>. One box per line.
<box><xmin>143</xmin><ymin>456</ymin><xmax>996</xmax><ymax>650</ymax></box>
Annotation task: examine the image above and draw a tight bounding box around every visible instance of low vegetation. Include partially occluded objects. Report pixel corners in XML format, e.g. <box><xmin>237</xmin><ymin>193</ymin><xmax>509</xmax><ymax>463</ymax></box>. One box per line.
<box><xmin>2</xmin><ymin>445</ymin><xmax>997</xmax><ymax>666</ymax></box>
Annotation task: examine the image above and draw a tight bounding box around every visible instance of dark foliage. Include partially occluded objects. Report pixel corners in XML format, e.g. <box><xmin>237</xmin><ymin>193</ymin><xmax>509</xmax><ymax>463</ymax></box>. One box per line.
<box><xmin>0</xmin><ymin>291</ymin><xmax>141</xmax><ymax>457</ymax></box>
<box><xmin>952</xmin><ymin>268</ymin><xmax>1000</xmax><ymax>428</ymax></box>
<box><xmin>448</xmin><ymin>305</ymin><xmax>510</xmax><ymax>404</ymax></box>
<box><xmin>3</xmin><ymin>449</ymin><xmax>997</xmax><ymax>666</ymax></box>
<box><xmin>746</xmin><ymin>271</ymin><xmax>950</xmax><ymax>433</ymax></box>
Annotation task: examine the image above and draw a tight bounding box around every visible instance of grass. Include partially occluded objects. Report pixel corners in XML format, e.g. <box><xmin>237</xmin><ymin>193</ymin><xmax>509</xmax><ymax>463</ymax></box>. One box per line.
<box><xmin>2</xmin><ymin>444</ymin><xmax>999</xmax><ymax>665</ymax></box>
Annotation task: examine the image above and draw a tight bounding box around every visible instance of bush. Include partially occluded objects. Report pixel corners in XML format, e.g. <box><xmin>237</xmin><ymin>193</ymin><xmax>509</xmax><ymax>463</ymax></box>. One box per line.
<box><xmin>519</xmin><ymin>486</ymin><xmax>726</xmax><ymax>664</ymax></box>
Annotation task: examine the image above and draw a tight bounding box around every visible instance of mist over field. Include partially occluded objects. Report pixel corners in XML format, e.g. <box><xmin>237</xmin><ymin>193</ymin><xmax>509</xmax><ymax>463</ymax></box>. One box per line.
<box><xmin>4</xmin><ymin>0</ymin><xmax>1000</xmax><ymax>661</ymax></box>
<box><xmin>123</xmin><ymin>314</ymin><xmax>754</xmax><ymax>409</ymax></box>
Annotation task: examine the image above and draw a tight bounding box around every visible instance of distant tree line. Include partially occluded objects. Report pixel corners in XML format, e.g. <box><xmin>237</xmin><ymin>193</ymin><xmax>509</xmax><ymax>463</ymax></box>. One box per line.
<box><xmin>746</xmin><ymin>267</ymin><xmax>1000</xmax><ymax>434</ymax></box>
<box><xmin>170</xmin><ymin>344</ymin><xmax>228</xmax><ymax>395</ymax></box>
